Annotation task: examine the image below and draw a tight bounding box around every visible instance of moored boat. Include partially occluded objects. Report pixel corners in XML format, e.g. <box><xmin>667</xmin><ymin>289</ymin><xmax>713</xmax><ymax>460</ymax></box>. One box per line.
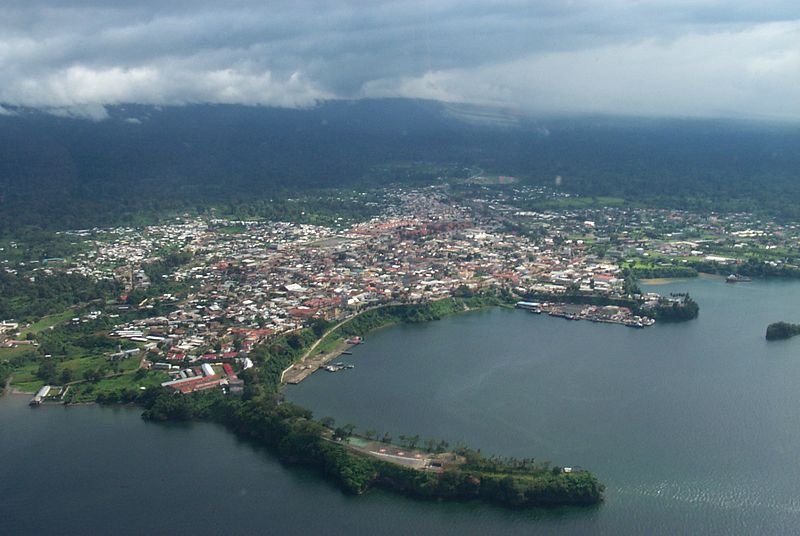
<box><xmin>726</xmin><ymin>274</ymin><xmax>752</xmax><ymax>283</ymax></box>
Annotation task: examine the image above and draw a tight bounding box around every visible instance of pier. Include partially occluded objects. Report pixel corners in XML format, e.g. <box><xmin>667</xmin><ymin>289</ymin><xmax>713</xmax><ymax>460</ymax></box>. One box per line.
<box><xmin>282</xmin><ymin>340</ymin><xmax>353</xmax><ymax>384</ymax></box>
<box><xmin>29</xmin><ymin>385</ymin><xmax>51</xmax><ymax>405</ymax></box>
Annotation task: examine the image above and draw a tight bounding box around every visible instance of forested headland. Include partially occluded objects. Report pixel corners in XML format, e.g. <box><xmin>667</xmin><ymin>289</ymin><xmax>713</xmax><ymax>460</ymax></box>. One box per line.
<box><xmin>644</xmin><ymin>294</ymin><xmax>700</xmax><ymax>322</ymax></box>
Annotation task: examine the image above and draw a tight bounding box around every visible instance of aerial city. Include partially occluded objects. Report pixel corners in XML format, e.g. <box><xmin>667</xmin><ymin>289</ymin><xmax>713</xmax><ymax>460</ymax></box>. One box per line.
<box><xmin>2</xmin><ymin>1</ymin><xmax>800</xmax><ymax>534</ymax></box>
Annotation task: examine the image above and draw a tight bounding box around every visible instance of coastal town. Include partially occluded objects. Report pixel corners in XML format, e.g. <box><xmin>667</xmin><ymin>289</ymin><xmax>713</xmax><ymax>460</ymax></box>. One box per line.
<box><xmin>3</xmin><ymin>181</ymin><xmax>796</xmax><ymax>398</ymax></box>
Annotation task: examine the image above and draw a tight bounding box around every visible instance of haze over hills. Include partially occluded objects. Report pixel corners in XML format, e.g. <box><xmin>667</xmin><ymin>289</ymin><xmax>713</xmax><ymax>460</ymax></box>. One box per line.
<box><xmin>1</xmin><ymin>98</ymin><xmax>800</xmax><ymax>233</ymax></box>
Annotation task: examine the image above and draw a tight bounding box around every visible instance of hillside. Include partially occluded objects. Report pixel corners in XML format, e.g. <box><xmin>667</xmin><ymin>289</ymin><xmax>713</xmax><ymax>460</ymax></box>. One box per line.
<box><xmin>1</xmin><ymin>99</ymin><xmax>799</xmax><ymax>233</ymax></box>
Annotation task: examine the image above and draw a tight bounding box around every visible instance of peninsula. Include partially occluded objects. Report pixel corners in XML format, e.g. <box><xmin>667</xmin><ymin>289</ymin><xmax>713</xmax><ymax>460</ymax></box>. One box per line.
<box><xmin>140</xmin><ymin>298</ymin><xmax>605</xmax><ymax>508</ymax></box>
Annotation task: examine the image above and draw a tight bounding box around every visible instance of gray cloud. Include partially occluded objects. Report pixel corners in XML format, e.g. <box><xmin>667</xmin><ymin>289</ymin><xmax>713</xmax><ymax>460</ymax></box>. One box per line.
<box><xmin>0</xmin><ymin>1</ymin><xmax>798</xmax><ymax>120</ymax></box>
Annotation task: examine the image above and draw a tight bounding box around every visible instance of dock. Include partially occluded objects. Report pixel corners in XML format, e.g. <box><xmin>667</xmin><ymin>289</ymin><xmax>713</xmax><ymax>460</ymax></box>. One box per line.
<box><xmin>282</xmin><ymin>340</ymin><xmax>352</xmax><ymax>384</ymax></box>
<box><xmin>516</xmin><ymin>301</ymin><xmax>654</xmax><ymax>328</ymax></box>
<box><xmin>29</xmin><ymin>385</ymin><xmax>51</xmax><ymax>405</ymax></box>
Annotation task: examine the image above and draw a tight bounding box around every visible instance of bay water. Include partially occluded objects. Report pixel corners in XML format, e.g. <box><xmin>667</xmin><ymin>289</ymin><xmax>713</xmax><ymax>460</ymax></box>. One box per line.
<box><xmin>4</xmin><ymin>276</ymin><xmax>800</xmax><ymax>534</ymax></box>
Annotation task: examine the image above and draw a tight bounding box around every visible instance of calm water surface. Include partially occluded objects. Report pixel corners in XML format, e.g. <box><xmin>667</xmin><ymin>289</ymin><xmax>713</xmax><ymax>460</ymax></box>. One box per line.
<box><xmin>4</xmin><ymin>276</ymin><xmax>800</xmax><ymax>534</ymax></box>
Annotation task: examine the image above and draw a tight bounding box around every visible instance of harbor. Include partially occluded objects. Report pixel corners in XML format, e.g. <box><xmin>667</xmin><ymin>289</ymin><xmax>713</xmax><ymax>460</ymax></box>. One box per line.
<box><xmin>286</xmin><ymin>279</ymin><xmax>800</xmax><ymax>535</ymax></box>
<box><xmin>286</xmin><ymin>299</ymin><xmax>656</xmax><ymax>387</ymax></box>
<box><xmin>516</xmin><ymin>301</ymin><xmax>655</xmax><ymax>328</ymax></box>
<box><xmin>282</xmin><ymin>338</ymin><xmax>362</xmax><ymax>384</ymax></box>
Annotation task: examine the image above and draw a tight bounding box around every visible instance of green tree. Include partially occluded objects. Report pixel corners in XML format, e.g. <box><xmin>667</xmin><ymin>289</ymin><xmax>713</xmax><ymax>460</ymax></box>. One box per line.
<box><xmin>59</xmin><ymin>367</ymin><xmax>73</xmax><ymax>384</ymax></box>
<box><xmin>320</xmin><ymin>416</ymin><xmax>336</xmax><ymax>429</ymax></box>
<box><xmin>36</xmin><ymin>359</ymin><xmax>57</xmax><ymax>384</ymax></box>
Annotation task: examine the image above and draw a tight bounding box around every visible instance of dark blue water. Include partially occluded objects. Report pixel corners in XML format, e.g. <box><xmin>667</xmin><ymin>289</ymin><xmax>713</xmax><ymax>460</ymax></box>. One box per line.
<box><xmin>288</xmin><ymin>276</ymin><xmax>800</xmax><ymax>534</ymax></box>
<box><xmin>4</xmin><ymin>276</ymin><xmax>800</xmax><ymax>534</ymax></box>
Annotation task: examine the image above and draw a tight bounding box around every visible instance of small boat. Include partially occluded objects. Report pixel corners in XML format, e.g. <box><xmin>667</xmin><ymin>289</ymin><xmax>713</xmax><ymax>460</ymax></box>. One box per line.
<box><xmin>726</xmin><ymin>274</ymin><xmax>752</xmax><ymax>283</ymax></box>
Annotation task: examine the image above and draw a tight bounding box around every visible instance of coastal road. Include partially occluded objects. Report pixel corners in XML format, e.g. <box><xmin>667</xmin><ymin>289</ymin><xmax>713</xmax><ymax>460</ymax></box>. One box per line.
<box><xmin>280</xmin><ymin>316</ymin><xmax>357</xmax><ymax>384</ymax></box>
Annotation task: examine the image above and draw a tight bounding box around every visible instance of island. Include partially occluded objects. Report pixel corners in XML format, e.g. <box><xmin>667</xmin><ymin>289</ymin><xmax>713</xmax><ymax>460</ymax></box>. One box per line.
<box><xmin>766</xmin><ymin>322</ymin><xmax>800</xmax><ymax>341</ymax></box>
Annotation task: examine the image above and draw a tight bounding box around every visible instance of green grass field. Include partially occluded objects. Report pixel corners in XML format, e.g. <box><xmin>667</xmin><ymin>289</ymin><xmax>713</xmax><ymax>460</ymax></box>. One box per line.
<box><xmin>65</xmin><ymin>370</ymin><xmax>169</xmax><ymax>403</ymax></box>
<box><xmin>0</xmin><ymin>345</ymin><xmax>37</xmax><ymax>360</ymax></box>
<box><xmin>19</xmin><ymin>310</ymin><xmax>75</xmax><ymax>336</ymax></box>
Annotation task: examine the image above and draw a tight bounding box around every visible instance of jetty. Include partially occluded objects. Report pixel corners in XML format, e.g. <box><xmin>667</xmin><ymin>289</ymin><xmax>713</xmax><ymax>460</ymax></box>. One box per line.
<box><xmin>30</xmin><ymin>385</ymin><xmax>51</xmax><ymax>405</ymax></box>
<box><xmin>282</xmin><ymin>339</ymin><xmax>353</xmax><ymax>384</ymax></box>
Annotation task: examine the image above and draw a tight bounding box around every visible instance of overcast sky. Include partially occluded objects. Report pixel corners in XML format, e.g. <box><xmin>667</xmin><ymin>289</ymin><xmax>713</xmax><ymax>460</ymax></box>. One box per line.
<box><xmin>1</xmin><ymin>0</ymin><xmax>798</xmax><ymax>120</ymax></box>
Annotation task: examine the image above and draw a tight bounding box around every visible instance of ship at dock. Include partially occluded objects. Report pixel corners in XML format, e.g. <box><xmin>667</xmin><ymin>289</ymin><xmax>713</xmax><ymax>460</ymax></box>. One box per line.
<box><xmin>321</xmin><ymin>362</ymin><xmax>355</xmax><ymax>373</ymax></box>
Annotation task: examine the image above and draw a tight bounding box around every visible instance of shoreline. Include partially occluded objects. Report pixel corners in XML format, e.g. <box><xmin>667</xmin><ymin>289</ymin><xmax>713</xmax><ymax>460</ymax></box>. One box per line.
<box><xmin>268</xmin><ymin>295</ymin><xmax>605</xmax><ymax>506</ymax></box>
<box><xmin>4</xmin><ymin>389</ymin><xmax>35</xmax><ymax>397</ymax></box>
<box><xmin>281</xmin><ymin>289</ymin><xmax>693</xmax><ymax>386</ymax></box>
<box><xmin>282</xmin><ymin>339</ymin><xmax>352</xmax><ymax>384</ymax></box>
<box><xmin>282</xmin><ymin>297</ymin><xmax>502</xmax><ymax>385</ymax></box>
<box><xmin>639</xmin><ymin>277</ymin><xmax>693</xmax><ymax>285</ymax></box>
<box><xmin>6</xmin><ymin>294</ymin><xmax>606</xmax><ymax>508</ymax></box>
<box><xmin>641</xmin><ymin>273</ymin><xmax>725</xmax><ymax>285</ymax></box>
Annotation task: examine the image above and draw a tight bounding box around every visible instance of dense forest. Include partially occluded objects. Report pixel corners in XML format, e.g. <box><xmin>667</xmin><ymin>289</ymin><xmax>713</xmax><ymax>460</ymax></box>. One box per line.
<box><xmin>627</xmin><ymin>259</ymin><xmax>800</xmax><ymax>281</ymax></box>
<box><xmin>645</xmin><ymin>294</ymin><xmax>700</xmax><ymax>322</ymax></box>
<box><xmin>1</xmin><ymin>99</ymin><xmax>800</xmax><ymax>234</ymax></box>
<box><xmin>0</xmin><ymin>271</ymin><xmax>120</xmax><ymax>321</ymax></box>
<box><xmin>627</xmin><ymin>265</ymin><xmax>699</xmax><ymax>279</ymax></box>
